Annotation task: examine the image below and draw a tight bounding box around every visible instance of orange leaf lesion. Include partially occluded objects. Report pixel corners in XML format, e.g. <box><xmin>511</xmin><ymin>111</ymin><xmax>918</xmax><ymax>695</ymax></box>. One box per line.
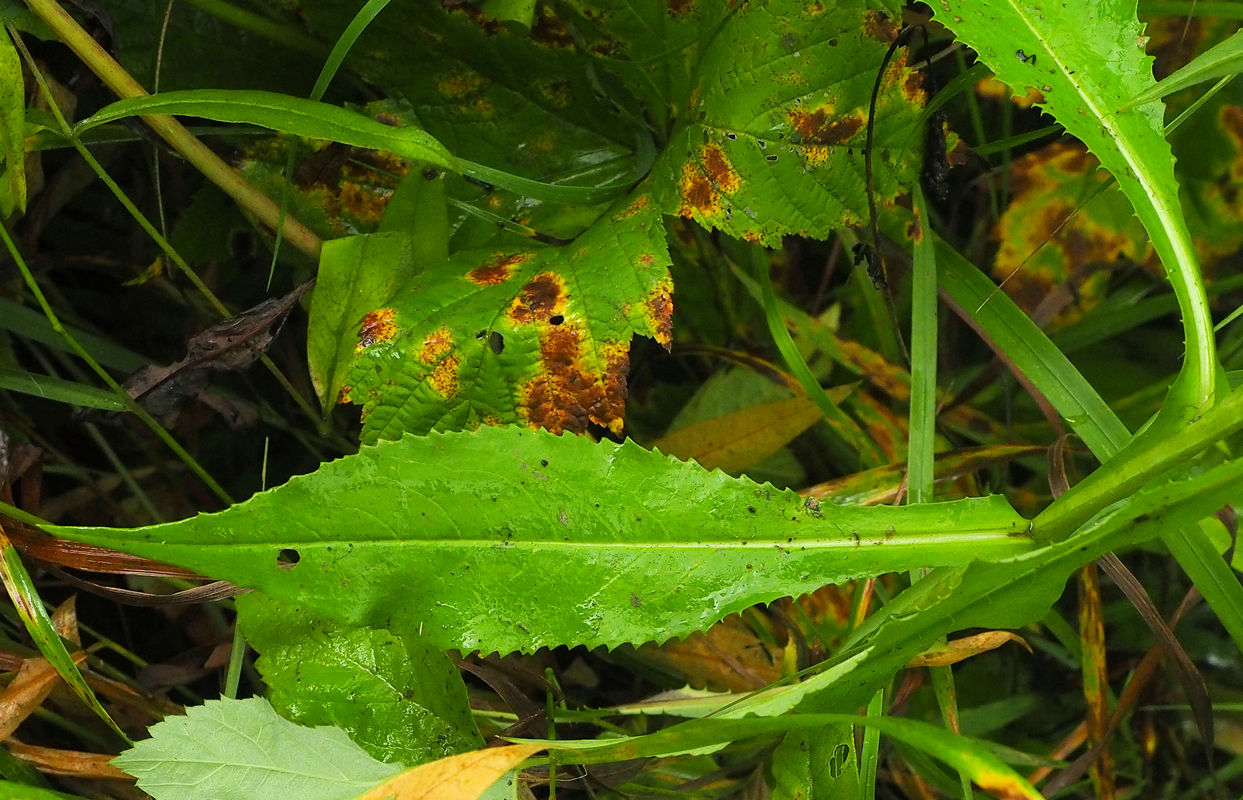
<box><xmin>786</xmin><ymin>106</ymin><xmax>864</xmax><ymax>146</ymax></box>
<box><xmin>678</xmin><ymin>145</ymin><xmax>742</xmax><ymax>218</ymax></box>
<box><xmin>356</xmin><ymin>308</ymin><xmax>398</xmax><ymax>352</ymax></box>
<box><xmin>467</xmin><ymin>252</ymin><xmax>531</xmax><ymax>286</ymax></box>
<box><xmin>507</xmin><ymin>272</ymin><xmax>568</xmax><ymax>325</ymax></box>
<box><xmin>419</xmin><ymin>327</ymin><xmax>460</xmax><ymax>398</ymax></box>
<box><xmin>521</xmin><ymin>330</ymin><xmax>629</xmax><ymax>435</ymax></box>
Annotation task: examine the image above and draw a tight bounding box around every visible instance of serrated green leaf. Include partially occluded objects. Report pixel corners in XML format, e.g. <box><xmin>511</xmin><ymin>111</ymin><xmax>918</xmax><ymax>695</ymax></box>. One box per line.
<box><xmin>655</xmin><ymin>1</ymin><xmax>925</xmax><ymax>245</ymax></box>
<box><xmin>344</xmin><ymin>191</ymin><xmax>672</xmax><ymax>439</ymax></box>
<box><xmin>238</xmin><ymin>593</ymin><xmax>481</xmax><ymax>766</ymax></box>
<box><xmin>1126</xmin><ymin>26</ymin><xmax>1243</xmax><ymax>107</ymax></box>
<box><xmin>112</xmin><ymin>697</ymin><xmax>401</xmax><ymax>800</ymax></box>
<box><xmin>49</xmin><ymin>426</ymin><xmax>1034</xmax><ymax>654</ymax></box>
<box><xmin>932</xmin><ymin>0</ymin><xmax>1215</xmax><ymax>417</ymax></box>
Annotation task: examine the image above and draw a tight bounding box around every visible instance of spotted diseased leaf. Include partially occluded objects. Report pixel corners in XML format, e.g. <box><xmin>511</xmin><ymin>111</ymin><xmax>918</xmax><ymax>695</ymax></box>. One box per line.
<box><xmin>655</xmin><ymin>2</ymin><xmax>926</xmax><ymax>245</ymax></box>
<box><xmin>344</xmin><ymin>192</ymin><xmax>672</xmax><ymax>440</ymax></box>
<box><xmin>993</xmin><ymin>142</ymin><xmax>1149</xmax><ymax>324</ymax></box>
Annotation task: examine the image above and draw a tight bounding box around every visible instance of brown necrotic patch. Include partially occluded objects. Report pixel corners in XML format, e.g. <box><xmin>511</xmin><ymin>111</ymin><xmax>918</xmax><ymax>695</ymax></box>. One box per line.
<box><xmin>419</xmin><ymin>327</ymin><xmax>460</xmax><ymax>398</ymax></box>
<box><xmin>467</xmin><ymin>252</ymin><xmax>532</xmax><ymax>286</ymax></box>
<box><xmin>508</xmin><ymin>272</ymin><xmax>567</xmax><ymax>324</ymax></box>
<box><xmin>863</xmin><ymin>10</ymin><xmax>899</xmax><ymax>42</ymax></box>
<box><xmin>644</xmin><ymin>278</ymin><xmax>674</xmax><ymax>349</ymax></box>
<box><xmin>521</xmin><ymin>326</ymin><xmax>629</xmax><ymax>434</ymax></box>
<box><xmin>531</xmin><ymin>6</ymin><xmax>574</xmax><ymax>47</ymax></box>
<box><xmin>702</xmin><ymin>145</ymin><xmax>740</xmax><ymax>193</ymax></box>
<box><xmin>668</xmin><ymin>0</ymin><xmax>695</xmax><ymax>16</ymax></box>
<box><xmin>356</xmin><ymin>308</ymin><xmax>398</xmax><ymax>351</ymax></box>
<box><xmin>678</xmin><ymin>163</ymin><xmax>718</xmax><ymax>217</ymax></box>
<box><xmin>787</xmin><ymin>107</ymin><xmax>864</xmax><ymax>146</ymax></box>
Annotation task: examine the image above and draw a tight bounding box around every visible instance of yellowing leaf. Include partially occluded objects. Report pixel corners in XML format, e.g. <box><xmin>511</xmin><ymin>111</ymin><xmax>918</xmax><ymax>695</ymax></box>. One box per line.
<box><xmin>654</xmin><ymin>396</ymin><xmax>825</xmax><ymax>474</ymax></box>
<box><xmin>352</xmin><ymin>743</ymin><xmax>543</xmax><ymax>800</ymax></box>
<box><xmin>906</xmin><ymin>631</ymin><xmax>1031</xmax><ymax>668</ymax></box>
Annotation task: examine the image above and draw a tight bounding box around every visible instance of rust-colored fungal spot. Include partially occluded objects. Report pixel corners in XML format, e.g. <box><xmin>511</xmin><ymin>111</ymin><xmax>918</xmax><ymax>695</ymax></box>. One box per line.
<box><xmin>668</xmin><ymin>0</ymin><xmax>695</xmax><ymax>16</ymax></box>
<box><xmin>803</xmin><ymin>2</ymin><xmax>824</xmax><ymax>13</ymax></box>
<box><xmin>447</xmin><ymin>3</ymin><xmax>505</xmax><ymax>35</ymax></box>
<box><xmin>337</xmin><ymin>384</ymin><xmax>352</xmax><ymax>405</ymax></box>
<box><xmin>863</xmin><ymin>10</ymin><xmax>898</xmax><ymax>43</ymax></box>
<box><xmin>531</xmin><ymin>6</ymin><xmax>574</xmax><ymax>47</ymax></box>
<box><xmin>419</xmin><ymin>327</ymin><xmax>459</xmax><ymax>398</ymax></box>
<box><xmin>419</xmin><ymin>326</ymin><xmax>454</xmax><ymax>364</ymax></box>
<box><xmin>536</xmin><ymin>79</ymin><xmax>572</xmax><ymax>108</ymax></box>
<box><xmin>437</xmin><ymin>69</ymin><xmax>489</xmax><ymax>98</ymax></box>
<box><xmin>787</xmin><ymin>107</ymin><xmax>864</xmax><ymax>146</ymax></box>
<box><xmin>521</xmin><ymin>326</ymin><xmax>629</xmax><ymax>434</ymax></box>
<box><xmin>612</xmin><ymin>194</ymin><xmax>651</xmax><ymax>222</ymax></box>
<box><xmin>906</xmin><ymin>216</ymin><xmax>924</xmax><ymax>244</ymax></box>
<box><xmin>901</xmin><ymin>59</ymin><xmax>928</xmax><ymax>105</ymax></box>
<box><xmin>702</xmin><ymin>144</ymin><xmax>741</xmax><ymax>193</ymax></box>
<box><xmin>338</xmin><ymin>182</ymin><xmax>389</xmax><ymax>222</ymax></box>
<box><xmin>356</xmin><ymin>308</ymin><xmax>398</xmax><ymax>351</ymax></box>
<box><xmin>644</xmin><ymin>279</ymin><xmax>674</xmax><ymax>349</ymax></box>
<box><xmin>678</xmin><ymin>163</ymin><xmax>718</xmax><ymax>217</ymax></box>
<box><xmin>468</xmin><ymin>98</ymin><xmax>495</xmax><ymax>118</ymax></box>
<box><xmin>803</xmin><ymin>145</ymin><xmax>829</xmax><ymax>166</ymax></box>
<box><xmin>467</xmin><ymin>252</ymin><xmax>531</xmax><ymax>286</ymax></box>
<box><xmin>508</xmin><ymin>272</ymin><xmax>567</xmax><ymax>324</ymax></box>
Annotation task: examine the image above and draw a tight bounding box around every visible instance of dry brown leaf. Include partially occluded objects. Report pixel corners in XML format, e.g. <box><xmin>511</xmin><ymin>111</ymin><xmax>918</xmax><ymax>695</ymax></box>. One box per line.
<box><xmin>6</xmin><ymin>737</ymin><xmax>129</xmax><ymax>778</ymax></box>
<box><xmin>51</xmin><ymin>596</ymin><xmax>78</xmax><ymax>645</ymax></box>
<box><xmin>352</xmin><ymin>743</ymin><xmax>543</xmax><ymax>800</ymax></box>
<box><xmin>906</xmin><ymin>631</ymin><xmax>1030</xmax><ymax>668</ymax></box>
<box><xmin>0</xmin><ymin>655</ymin><xmax>83</xmax><ymax>739</ymax></box>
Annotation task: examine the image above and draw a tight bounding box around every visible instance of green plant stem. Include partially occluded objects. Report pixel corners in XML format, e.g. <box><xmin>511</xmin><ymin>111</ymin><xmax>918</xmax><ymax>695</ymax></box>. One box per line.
<box><xmin>0</xmin><ymin>225</ymin><xmax>234</xmax><ymax>507</ymax></box>
<box><xmin>1032</xmin><ymin>385</ymin><xmax>1243</xmax><ymax>542</ymax></box>
<box><xmin>224</xmin><ymin>623</ymin><xmax>246</xmax><ymax>699</ymax></box>
<box><xmin>21</xmin><ymin>0</ymin><xmax>323</xmax><ymax>260</ymax></box>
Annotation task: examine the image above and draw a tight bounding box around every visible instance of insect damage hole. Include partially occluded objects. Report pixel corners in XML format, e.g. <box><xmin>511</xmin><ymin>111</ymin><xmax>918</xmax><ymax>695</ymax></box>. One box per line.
<box><xmin>548</xmin><ymin>314</ymin><xmax>564</xmax><ymax>326</ymax></box>
<box><xmin>489</xmin><ymin>330</ymin><xmax>505</xmax><ymax>353</ymax></box>
<box><xmin>276</xmin><ymin>548</ymin><xmax>301</xmax><ymax>569</ymax></box>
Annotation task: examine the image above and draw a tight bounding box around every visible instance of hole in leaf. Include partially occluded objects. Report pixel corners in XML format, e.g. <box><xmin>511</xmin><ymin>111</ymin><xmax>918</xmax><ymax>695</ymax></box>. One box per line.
<box><xmin>475</xmin><ymin>330</ymin><xmax>487</xmax><ymax>340</ymax></box>
<box><xmin>549</xmin><ymin>315</ymin><xmax>564</xmax><ymax>326</ymax></box>
<box><xmin>489</xmin><ymin>331</ymin><xmax>505</xmax><ymax>353</ymax></box>
<box><xmin>277</xmin><ymin>549</ymin><xmax>301</xmax><ymax>569</ymax></box>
